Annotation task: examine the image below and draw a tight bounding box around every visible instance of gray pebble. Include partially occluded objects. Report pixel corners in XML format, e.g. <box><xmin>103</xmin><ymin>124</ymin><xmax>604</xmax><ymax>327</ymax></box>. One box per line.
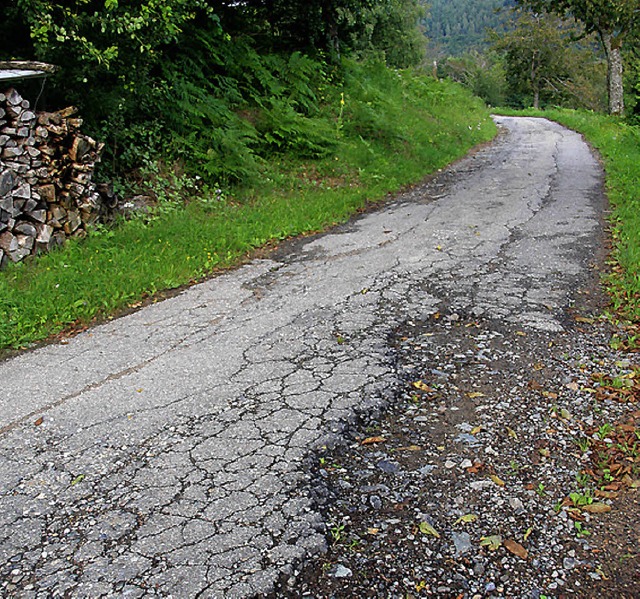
<box><xmin>331</xmin><ymin>564</ymin><xmax>353</xmax><ymax>578</ymax></box>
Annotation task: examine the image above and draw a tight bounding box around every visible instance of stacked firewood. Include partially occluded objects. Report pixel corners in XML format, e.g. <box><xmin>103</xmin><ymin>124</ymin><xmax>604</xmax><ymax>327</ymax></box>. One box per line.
<box><xmin>0</xmin><ymin>87</ymin><xmax>108</xmax><ymax>267</ymax></box>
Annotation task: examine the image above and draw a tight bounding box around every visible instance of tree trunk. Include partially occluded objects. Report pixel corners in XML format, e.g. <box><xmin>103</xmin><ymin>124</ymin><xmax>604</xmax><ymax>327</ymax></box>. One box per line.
<box><xmin>531</xmin><ymin>53</ymin><xmax>540</xmax><ymax>110</ymax></box>
<box><xmin>601</xmin><ymin>32</ymin><xmax>624</xmax><ymax>116</ymax></box>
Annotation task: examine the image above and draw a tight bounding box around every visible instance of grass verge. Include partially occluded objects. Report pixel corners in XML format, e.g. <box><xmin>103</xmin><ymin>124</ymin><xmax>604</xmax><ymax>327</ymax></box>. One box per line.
<box><xmin>497</xmin><ymin>107</ymin><xmax>640</xmax><ymax>321</ymax></box>
<box><xmin>0</xmin><ymin>64</ymin><xmax>496</xmax><ymax>351</ymax></box>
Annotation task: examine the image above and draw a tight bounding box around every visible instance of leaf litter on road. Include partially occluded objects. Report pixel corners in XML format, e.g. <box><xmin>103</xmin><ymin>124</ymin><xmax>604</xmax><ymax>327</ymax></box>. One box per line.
<box><xmin>281</xmin><ymin>311</ymin><xmax>640</xmax><ymax>598</ymax></box>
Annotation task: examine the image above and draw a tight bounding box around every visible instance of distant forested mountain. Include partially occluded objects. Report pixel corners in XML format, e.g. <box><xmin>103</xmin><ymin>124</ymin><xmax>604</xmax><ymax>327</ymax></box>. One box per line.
<box><xmin>424</xmin><ymin>0</ymin><xmax>517</xmax><ymax>55</ymax></box>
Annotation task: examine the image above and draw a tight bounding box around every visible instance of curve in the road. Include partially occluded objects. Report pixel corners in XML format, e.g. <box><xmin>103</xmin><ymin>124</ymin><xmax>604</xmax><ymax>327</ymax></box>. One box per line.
<box><xmin>0</xmin><ymin>116</ymin><xmax>605</xmax><ymax>597</ymax></box>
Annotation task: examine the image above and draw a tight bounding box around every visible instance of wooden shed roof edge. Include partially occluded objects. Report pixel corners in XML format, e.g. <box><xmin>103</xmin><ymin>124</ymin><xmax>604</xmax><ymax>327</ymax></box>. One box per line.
<box><xmin>0</xmin><ymin>61</ymin><xmax>58</xmax><ymax>74</ymax></box>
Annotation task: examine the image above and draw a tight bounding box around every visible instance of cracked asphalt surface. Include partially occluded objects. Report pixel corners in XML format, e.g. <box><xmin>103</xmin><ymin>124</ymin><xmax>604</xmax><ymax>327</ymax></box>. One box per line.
<box><xmin>0</xmin><ymin>116</ymin><xmax>606</xmax><ymax>597</ymax></box>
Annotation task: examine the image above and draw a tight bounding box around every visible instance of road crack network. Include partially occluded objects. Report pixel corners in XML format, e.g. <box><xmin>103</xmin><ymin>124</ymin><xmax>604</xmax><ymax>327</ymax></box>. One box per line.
<box><xmin>0</xmin><ymin>117</ymin><xmax>610</xmax><ymax>597</ymax></box>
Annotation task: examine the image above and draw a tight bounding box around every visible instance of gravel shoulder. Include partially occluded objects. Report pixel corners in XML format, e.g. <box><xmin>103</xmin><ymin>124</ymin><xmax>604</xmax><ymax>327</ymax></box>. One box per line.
<box><xmin>278</xmin><ymin>310</ymin><xmax>640</xmax><ymax>598</ymax></box>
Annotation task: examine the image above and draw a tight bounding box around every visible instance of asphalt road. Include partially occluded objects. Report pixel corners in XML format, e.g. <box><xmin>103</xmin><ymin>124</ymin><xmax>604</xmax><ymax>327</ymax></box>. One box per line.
<box><xmin>0</xmin><ymin>116</ymin><xmax>605</xmax><ymax>597</ymax></box>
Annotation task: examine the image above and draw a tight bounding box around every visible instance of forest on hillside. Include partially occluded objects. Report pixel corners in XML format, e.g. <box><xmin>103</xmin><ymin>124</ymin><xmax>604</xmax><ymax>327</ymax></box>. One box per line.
<box><xmin>424</xmin><ymin>0</ymin><xmax>517</xmax><ymax>56</ymax></box>
<box><xmin>430</xmin><ymin>0</ymin><xmax>639</xmax><ymax>117</ymax></box>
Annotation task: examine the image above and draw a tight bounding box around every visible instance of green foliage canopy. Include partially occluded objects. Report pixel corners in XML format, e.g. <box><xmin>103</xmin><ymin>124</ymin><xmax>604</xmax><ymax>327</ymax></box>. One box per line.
<box><xmin>490</xmin><ymin>8</ymin><xmax>606</xmax><ymax>110</ymax></box>
<box><xmin>518</xmin><ymin>0</ymin><xmax>638</xmax><ymax>39</ymax></box>
<box><xmin>0</xmin><ymin>0</ymin><xmax>428</xmax><ymax>182</ymax></box>
<box><xmin>516</xmin><ymin>0</ymin><xmax>639</xmax><ymax>113</ymax></box>
<box><xmin>219</xmin><ymin>0</ymin><xmax>426</xmax><ymax>67</ymax></box>
<box><xmin>12</xmin><ymin>0</ymin><xmax>218</xmax><ymax>78</ymax></box>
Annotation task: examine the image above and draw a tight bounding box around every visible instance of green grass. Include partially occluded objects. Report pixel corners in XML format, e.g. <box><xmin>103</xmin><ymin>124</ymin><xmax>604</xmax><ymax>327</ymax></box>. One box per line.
<box><xmin>497</xmin><ymin>107</ymin><xmax>640</xmax><ymax>321</ymax></box>
<box><xmin>0</xmin><ymin>63</ymin><xmax>496</xmax><ymax>351</ymax></box>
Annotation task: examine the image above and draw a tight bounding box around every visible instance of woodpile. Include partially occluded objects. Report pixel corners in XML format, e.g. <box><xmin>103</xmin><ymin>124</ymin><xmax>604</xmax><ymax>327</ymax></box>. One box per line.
<box><xmin>0</xmin><ymin>87</ymin><xmax>110</xmax><ymax>267</ymax></box>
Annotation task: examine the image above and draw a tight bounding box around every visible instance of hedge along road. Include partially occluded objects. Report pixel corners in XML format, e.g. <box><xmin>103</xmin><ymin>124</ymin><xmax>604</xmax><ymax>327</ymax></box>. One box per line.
<box><xmin>0</xmin><ymin>116</ymin><xmax>605</xmax><ymax>597</ymax></box>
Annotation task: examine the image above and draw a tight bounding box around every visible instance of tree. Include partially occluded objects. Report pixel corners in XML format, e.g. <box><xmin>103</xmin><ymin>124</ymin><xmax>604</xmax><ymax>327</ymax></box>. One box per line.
<box><xmin>441</xmin><ymin>51</ymin><xmax>507</xmax><ymax>107</ymax></box>
<box><xmin>1</xmin><ymin>0</ymin><xmax>221</xmax><ymax>115</ymax></box>
<box><xmin>490</xmin><ymin>8</ymin><xmax>606</xmax><ymax>111</ymax></box>
<box><xmin>491</xmin><ymin>10</ymin><xmax>568</xmax><ymax>108</ymax></box>
<box><xmin>0</xmin><ymin>0</ymin><xmax>225</xmax><ymax>170</ymax></box>
<box><xmin>220</xmin><ymin>0</ymin><xmax>426</xmax><ymax>67</ymax></box>
<box><xmin>353</xmin><ymin>0</ymin><xmax>427</xmax><ymax>68</ymax></box>
<box><xmin>220</xmin><ymin>0</ymin><xmax>376</xmax><ymax>57</ymax></box>
<box><xmin>517</xmin><ymin>0</ymin><xmax>639</xmax><ymax>115</ymax></box>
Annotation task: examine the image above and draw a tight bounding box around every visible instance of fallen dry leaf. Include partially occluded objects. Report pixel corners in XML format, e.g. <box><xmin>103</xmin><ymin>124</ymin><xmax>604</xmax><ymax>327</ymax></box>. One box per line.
<box><xmin>412</xmin><ymin>380</ymin><xmax>433</xmax><ymax>392</ymax></box>
<box><xmin>480</xmin><ymin>535</ymin><xmax>502</xmax><ymax>550</ymax></box>
<box><xmin>467</xmin><ymin>391</ymin><xmax>485</xmax><ymax>399</ymax></box>
<box><xmin>454</xmin><ymin>513</ymin><xmax>478</xmax><ymax>525</ymax></box>
<box><xmin>529</xmin><ymin>380</ymin><xmax>544</xmax><ymax>391</ymax></box>
<box><xmin>419</xmin><ymin>521</ymin><xmax>440</xmax><ymax>538</ymax></box>
<box><xmin>582</xmin><ymin>502</ymin><xmax>612</xmax><ymax>514</ymax></box>
<box><xmin>490</xmin><ymin>475</ymin><xmax>506</xmax><ymax>487</ymax></box>
<box><xmin>71</xmin><ymin>474</ymin><xmax>85</xmax><ymax>486</ymax></box>
<box><xmin>575</xmin><ymin>316</ymin><xmax>595</xmax><ymax>324</ymax></box>
<box><xmin>595</xmin><ymin>490</ymin><xmax>619</xmax><ymax>499</ymax></box>
<box><xmin>567</xmin><ymin>508</ymin><xmax>585</xmax><ymax>521</ymax></box>
<box><xmin>361</xmin><ymin>436</ymin><xmax>386</xmax><ymax>445</ymax></box>
<box><xmin>504</xmin><ymin>539</ymin><xmax>528</xmax><ymax>559</ymax></box>
<box><xmin>559</xmin><ymin>408</ymin><xmax>572</xmax><ymax>420</ymax></box>
<box><xmin>395</xmin><ymin>445</ymin><xmax>422</xmax><ymax>452</ymax></box>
